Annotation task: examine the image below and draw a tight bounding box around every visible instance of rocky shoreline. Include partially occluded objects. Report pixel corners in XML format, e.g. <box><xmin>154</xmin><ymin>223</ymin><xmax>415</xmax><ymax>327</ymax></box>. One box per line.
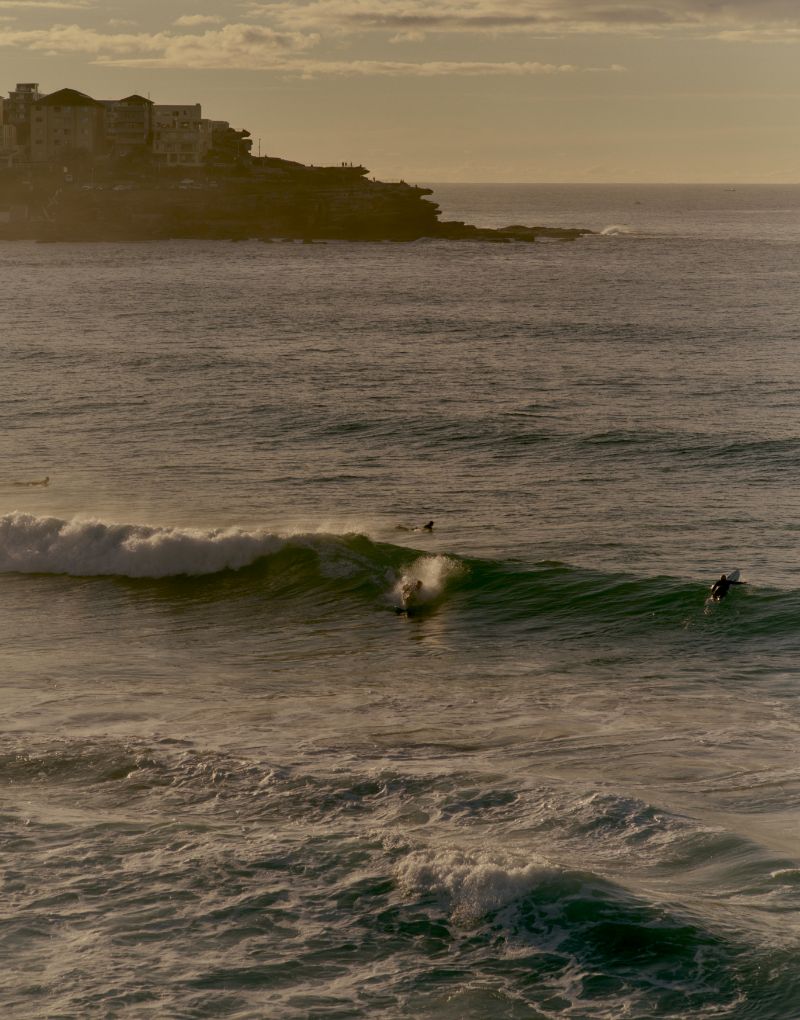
<box><xmin>0</xmin><ymin>156</ymin><xmax>592</xmax><ymax>244</ymax></box>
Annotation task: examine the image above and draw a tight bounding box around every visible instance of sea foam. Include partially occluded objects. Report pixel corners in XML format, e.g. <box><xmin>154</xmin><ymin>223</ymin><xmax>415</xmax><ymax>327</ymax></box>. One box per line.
<box><xmin>395</xmin><ymin>848</ymin><xmax>552</xmax><ymax>923</ymax></box>
<box><xmin>0</xmin><ymin>512</ymin><xmax>286</xmax><ymax>578</ymax></box>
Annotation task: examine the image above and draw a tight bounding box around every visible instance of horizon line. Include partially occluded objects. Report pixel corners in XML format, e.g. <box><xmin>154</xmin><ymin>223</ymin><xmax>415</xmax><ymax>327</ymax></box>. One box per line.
<box><xmin>418</xmin><ymin>180</ymin><xmax>800</xmax><ymax>186</ymax></box>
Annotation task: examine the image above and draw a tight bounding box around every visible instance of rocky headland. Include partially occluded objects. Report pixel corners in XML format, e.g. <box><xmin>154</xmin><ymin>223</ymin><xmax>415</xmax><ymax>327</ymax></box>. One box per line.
<box><xmin>0</xmin><ymin>155</ymin><xmax>592</xmax><ymax>244</ymax></box>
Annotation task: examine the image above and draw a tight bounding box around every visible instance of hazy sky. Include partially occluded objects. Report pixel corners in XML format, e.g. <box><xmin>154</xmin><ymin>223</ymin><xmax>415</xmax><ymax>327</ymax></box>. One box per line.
<box><xmin>1</xmin><ymin>0</ymin><xmax>799</xmax><ymax>181</ymax></box>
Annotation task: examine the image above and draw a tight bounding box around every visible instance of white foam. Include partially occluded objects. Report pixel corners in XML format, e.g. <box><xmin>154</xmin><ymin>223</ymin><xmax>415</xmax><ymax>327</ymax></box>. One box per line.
<box><xmin>0</xmin><ymin>512</ymin><xmax>286</xmax><ymax>578</ymax></box>
<box><xmin>601</xmin><ymin>224</ymin><xmax>633</xmax><ymax>236</ymax></box>
<box><xmin>395</xmin><ymin>848</ymin><xmax>551</xmax><ymax>924</ymax></box>
<box><xmin>389</xmin><ymin>554</ymin><xmax>464</xmax><ymax>609</ymax></box>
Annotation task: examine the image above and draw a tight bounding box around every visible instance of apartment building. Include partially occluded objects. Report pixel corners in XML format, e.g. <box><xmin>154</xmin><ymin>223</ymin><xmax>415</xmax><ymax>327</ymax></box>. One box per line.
<box><xmin>29</xmin><ymin>88</ymin><xmax>105</xmax><ymax>163</ymax></box>
<box><xmin>101</xmin><ymin>94</ymin><xmax>153</xmax><ymax>156</ymax></box>
<box><xmin>2</xmin><ymin>83</ymin><xmax>242</xmax><ymax>169</ymax></box>
<box><xmin>152</xmin><ymin>104</ymin><xmax>213</xmax><ymax>167</ymax></box>
<box><xmin>5</xmin><ymin>82</ymin><xmax>41</xmax><ymax>151</ymax></box>
<box><xmin>0</xmin><ymin>97</ymin><xmax>18</xmax><ymax>167</ymax></box>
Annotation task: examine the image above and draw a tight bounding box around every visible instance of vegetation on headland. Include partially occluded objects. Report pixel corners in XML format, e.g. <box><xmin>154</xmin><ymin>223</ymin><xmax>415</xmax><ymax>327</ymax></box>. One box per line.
<box><xmin>0</xmin><ymin>147</ymin><xmax>592</xmax><ymax>244</ymax></box>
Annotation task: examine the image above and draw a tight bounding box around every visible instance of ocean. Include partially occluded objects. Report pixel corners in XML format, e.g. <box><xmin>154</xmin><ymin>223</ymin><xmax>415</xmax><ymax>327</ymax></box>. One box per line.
<box><xmin>2</xmin><ymin>183</ymin><xmax>800</xmax><ymax>1019</ymax></box>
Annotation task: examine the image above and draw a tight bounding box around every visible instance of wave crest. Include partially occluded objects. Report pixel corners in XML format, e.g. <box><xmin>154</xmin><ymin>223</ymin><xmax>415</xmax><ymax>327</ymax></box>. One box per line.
<box><xmin>395</xmin><ymin>848</ymin><xmax>552</xmax><ymax>923</ymax></box>
<box><xmin>0</xmin><ymin>512</ymin><xmax>286</xmax><ymax>578</ymax></box>
<box><xmin>3</xmin><ymin>514</ymin><xmax>799</xmax><ymax>648</ymax></box>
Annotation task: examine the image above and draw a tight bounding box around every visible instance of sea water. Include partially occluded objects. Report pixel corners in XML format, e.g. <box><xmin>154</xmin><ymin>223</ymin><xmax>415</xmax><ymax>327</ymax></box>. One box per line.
<box><xmin>2</xmin><ymin>184</ymin><xmax>800</xmax><ymax>1018</ymax></box>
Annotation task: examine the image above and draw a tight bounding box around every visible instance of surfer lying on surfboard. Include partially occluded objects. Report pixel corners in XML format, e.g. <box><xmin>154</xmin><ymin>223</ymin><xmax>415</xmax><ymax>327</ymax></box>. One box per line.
<box><xmin>396</xmin><ymin>521</ymin><xmax>435</xmax><ymax>533</ymax></box>
<box><xmin>710</xmin><ymin>572</ymin><xmax>746</xmax><ymax>601</ymax></box>
<box><xmin>13</xmin><ymin>476</ymin><xmax>49</xmax><ymax>487</ymax></box>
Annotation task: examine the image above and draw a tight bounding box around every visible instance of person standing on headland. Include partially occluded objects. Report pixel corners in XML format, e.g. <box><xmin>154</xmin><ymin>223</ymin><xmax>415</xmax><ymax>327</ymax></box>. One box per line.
<box><xmin>710</xmin><ymin>574</ymin><xmax>746</xmax><ymax>601</ymax></box>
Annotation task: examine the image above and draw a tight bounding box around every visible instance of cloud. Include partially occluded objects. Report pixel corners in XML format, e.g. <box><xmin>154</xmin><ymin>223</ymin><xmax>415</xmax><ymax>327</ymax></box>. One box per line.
<box><xmin>100</xmin><ymin>52</ymin><xmax>624</xmax><ymax>74</ymax></box>
<box><xmin>173</xmin><ymin>14</ymin><xmax>223</xmax><ymax>27</ymax></box>
<box><xmin>0</xmin><ymin>22</ymin><xmax>320</xmax><ymax>65</ymax></box>
<box><xmin>27</xmin><ymin>25</ymin><xmax>188</xmax><ymax>55</ymax></box>
<box><xmin>717</xmin><ymin>26</ymin><xmax>800</xmax><ymax>42</ymax></box>
<box><xmin>0</xmin><ymin>24</ymin><xmax>165</xmax><ymax>54</ymax></box>
<box><xmin>389</xmin><ymin>29</ymin><xmax>427</xmax><ymax>43</ymax></box>
<box><xmin>0</xmin><ymin>0</ymin><xmax>93</xmax><ymax>7</ymax></box>
<box><xmin>0</xmin><ymin>0</ymin><xmax>793</xmax><ymax>83</ymax></box>
<box><xmin>244</xmin><ymin>0</ymin><xmax>800</xmax><ymax>39</ymax></box>
<box><xmin>0</xmin><ymin>16</ymin><xmax>625</xmax><ymax>71</ymax></box>
<box><xmin>287</xmin><ymin>59</ymin><xmax>582</xmax><ymax>75</ymax></box>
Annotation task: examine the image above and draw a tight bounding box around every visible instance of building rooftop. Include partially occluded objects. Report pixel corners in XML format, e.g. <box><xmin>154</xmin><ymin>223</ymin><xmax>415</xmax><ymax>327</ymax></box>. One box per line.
<box><xmin>36</xmin><ymin>88</ymin><xmax>99</xmax><ymax>108</ymax></box>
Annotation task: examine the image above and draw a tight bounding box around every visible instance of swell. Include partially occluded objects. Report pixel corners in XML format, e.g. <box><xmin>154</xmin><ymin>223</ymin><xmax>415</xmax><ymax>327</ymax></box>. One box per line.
<box><xmin>0</xmin><ymin>512</ymin><xmax>796</xmax><ymax>643</ymax></box>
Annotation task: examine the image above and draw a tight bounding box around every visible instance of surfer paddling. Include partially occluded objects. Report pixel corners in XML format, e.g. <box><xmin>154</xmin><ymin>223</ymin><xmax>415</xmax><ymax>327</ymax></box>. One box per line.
<box><xmin>12</xmin><ymin>476</ymin><xmax>49</xmax><ymax>487</ymax></box>
<box><xmin>395</xmin><ymin>520</ymin><xmax>434</xmax><ymax>533</ymax></box>
<box><xmin>710</xmin><ymin>573</ymin><xmax>745</xmax><ymax>601</ymax></box>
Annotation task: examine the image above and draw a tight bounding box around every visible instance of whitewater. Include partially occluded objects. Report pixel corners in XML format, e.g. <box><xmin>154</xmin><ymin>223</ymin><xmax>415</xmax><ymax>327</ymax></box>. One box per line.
<box><xmin>3</xmin><ymin>184</ymin><xmax>800</xmax><ymax>1019</ymax></box>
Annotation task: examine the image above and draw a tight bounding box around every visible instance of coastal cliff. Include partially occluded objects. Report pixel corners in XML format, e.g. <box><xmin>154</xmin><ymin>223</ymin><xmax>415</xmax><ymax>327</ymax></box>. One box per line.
<box><xmin>0</xmin><ymin>155</ymin><xmax>591</xmax><ymax>243</ymax></box>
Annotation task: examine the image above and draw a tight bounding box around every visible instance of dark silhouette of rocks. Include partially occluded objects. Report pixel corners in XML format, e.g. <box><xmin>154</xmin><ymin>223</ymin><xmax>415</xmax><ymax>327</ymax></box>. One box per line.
<box><xmin>0</xmin><ymin>155</ymin><xmax>592</xmax><ymax>244</ymax></box>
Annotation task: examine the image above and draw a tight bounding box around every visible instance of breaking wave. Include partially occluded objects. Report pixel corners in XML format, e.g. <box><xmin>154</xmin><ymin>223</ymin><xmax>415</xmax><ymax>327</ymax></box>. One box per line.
<box><xmin>0</xmin><ymin>512</ymin><xmax>286</xmax><ymax>578</ymax></box>
<box><xmin>1</xmin><ymin>512</ymin><xmax>799</xmax><ymax>647</ymax></box>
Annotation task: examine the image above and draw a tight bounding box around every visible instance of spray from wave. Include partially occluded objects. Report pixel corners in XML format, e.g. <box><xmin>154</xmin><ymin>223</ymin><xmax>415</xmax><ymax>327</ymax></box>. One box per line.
<box><xmin>601</xmin><ymin>224</ymin><xmax>633</xmax><ymax>236</ymax></box>
<box><xmin>0</xmin><ymin>512</ymin><xmax>288</xmax><ymax>578</ymax></box>
<box><xmin>388</xmin><ymin>554</ymin><xmax>465</xmax><ymax>611</ymax></box>
<box><xmin>0</xmin><ymin>513</ymin><xmax>468</xmax><ymax>611</ymax></box>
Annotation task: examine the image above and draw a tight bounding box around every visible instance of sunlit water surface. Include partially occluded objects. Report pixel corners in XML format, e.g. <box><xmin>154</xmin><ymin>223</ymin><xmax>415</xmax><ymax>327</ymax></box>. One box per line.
<box><xmin>3</xmin><ymin>184</ymin><xmax>800</xmax><ymax>1019</ymax></box>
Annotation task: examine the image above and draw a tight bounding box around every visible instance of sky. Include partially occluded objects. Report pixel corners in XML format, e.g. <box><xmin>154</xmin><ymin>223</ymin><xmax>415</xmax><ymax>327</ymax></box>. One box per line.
<box><xmin>1</xmin><ymin>0</ymin><xmax>799</xmax><ymax>181</ymax></box>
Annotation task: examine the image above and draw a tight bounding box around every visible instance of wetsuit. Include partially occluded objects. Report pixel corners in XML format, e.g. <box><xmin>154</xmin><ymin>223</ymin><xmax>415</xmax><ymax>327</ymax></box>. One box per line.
<box><xmin>711</xmin><ymin>576</ymin><xmax>744</xmax><ymax>601</ymax></box>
